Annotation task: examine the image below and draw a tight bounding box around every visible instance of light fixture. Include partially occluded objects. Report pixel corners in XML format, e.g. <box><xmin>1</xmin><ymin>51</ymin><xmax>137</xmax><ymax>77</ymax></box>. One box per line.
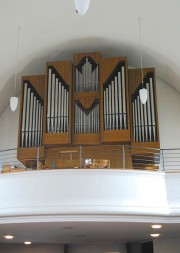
<box><xmin>74</xmin><ymin>0</ymin><xmax>90</xmax><ymax>15</ymax></box>
<box><xmin>10</xmin><ymin>27</ymin><xmax>20</xmax><ymax>112</ymax></box>
<box><xmin>63</xmin><ymin>226</ymin><xmax>73</xmax><ymax>229</ymax></box>
<box><xmin>150</xmin><ymin>233</ymin><xmax>160</xmax><ymax>238</ymax></box>
<box><xmin>139</xmin><ymin>88</ymin><xmax>147</xmax><ymax>104</ymax></box>
<box><xmin>4</xmin><ymin>235</ymin><xmax>14</xmax><ymax>240</ymax></box>
<box><xmin>138</xmin><ymin>17</ymin><xmax>147</xmax><ymax>104</ymax></box>
<box><xmin>151</xmin><ymin>224</ymin><xmax>162</xmax><ymax>229</ymax></box>
<box><xmin>10</xmin><ymin>97</ymin><xmax>18</xmax><ymax>112</ymax></box>
<box><xmin>24</xmin><ymin>241</ymin><xmax>31</xmax><ymax>245</ymax></box>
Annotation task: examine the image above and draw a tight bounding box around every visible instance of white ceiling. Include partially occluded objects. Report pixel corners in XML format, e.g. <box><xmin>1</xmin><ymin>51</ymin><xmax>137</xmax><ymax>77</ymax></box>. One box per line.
<box><xmin>0</xmin><ymin>0</ymin><xmax>180</xmax><ymax>245</ymax></box>
<box><xmin>0</xmin><ymin>0</ymin><xmax>180</xmax><ymax>114</ymax></box>
<box><xmin>0</xmin><ymin>220</ymin><xmax>180</xmax><ymax>245</ymax></box>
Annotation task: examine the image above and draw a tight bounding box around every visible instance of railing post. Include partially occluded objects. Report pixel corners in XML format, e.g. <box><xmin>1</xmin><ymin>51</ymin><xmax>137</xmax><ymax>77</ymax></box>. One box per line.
<box><xmin>80</xmin><ymin>145</ymin><xmax>82</xmax><ymax>168</ymax></box>
<box><xmin>161</xmin><ymin>149</ymin><xmax>165</xmax><ymax>171</ymax></box>
<box><xmin>122</xmin><ymin>145</ymin><xmax>125</xmax><ymax>169</ymax></box>
<box><xmin>0</xmin><ymin>150</ymin><xmax>3</xmax><ymax>172</ymax></box>
<box><xmin>37</xmin><ymin>146</ymin><xmax>40</xmax><ymax>170</ymax></box>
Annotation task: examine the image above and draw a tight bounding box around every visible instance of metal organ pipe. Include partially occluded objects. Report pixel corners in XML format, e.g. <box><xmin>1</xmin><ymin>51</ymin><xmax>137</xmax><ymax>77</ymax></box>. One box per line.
<box><xmin>47</xmin><ymin>68</ymin><xmax>52</xmax><ymax>133</ymax></box>
<box><xmin>25</xmin><ymin>87</ymin><xmax>30</xmax><ymax>147</ymax></box>
<box><xmin>54</xmin><ymin>78</ymin><xmax>59</xmax><ymax>133</ymax></box>
<box><xmin>150</xmin><ymin>78</ymin><xmax>156</xmax><ymax>141</ymax></box>
<box><xmin>21</xmin><ymin>83</ymin><xmax>27</xmax><ymax>147</ymax></box>
<box><xmin>114</xmin><ymin>76</ymin><xmax>119</xmax><ymax>130</ymax></box>
<box><xmin>121</xmin><ymin>66</ymin><xmax>127</xmax><ymax>129</ymax></box>
<box><xmin>117</xmin><ymin>71</ymin><xmax>122</xmax><ymax>129</ymax></box>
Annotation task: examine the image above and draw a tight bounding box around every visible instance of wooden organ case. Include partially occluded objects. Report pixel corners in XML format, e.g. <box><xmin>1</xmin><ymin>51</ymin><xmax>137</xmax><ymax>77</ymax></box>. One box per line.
<box><xmin>17</xmin><ymin>52</ymin><xmax>160</xmax><ymax>170</ymax></box>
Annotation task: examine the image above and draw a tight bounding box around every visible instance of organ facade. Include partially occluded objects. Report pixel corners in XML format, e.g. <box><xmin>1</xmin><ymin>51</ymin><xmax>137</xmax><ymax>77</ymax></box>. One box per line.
<box><xmin>17</xmin><ymin>52</ymin><xmax>160</xmax><ymax>170</ymax></box>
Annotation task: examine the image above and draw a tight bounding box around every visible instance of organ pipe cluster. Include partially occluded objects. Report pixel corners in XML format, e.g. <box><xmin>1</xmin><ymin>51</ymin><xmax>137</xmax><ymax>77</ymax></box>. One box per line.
<box><xmin>46</xmin><ymin>67</ymin><xmax>69</xmax><ymax>134</ymax></box>
<box><xmin>132</xmin><ymin>73</ymin><xmax>157</xmax><ymax>142</ymax></box>
<box><xmin>75</xmin><ymin>57</ymin><xmax>99</xmax><ymax>92</ymax></box>
<box><xmin>103</xmin><ymin>63</ymin><xmax>127</xmax><ymax>131</ymax></box>
<box><xmin>74</xmin><ymin>103</ymin><xmax>100</xmax><ymax>134</ymax></box>
<box><xmin>21</xmin><ymin>82</ymin><xmax>43</xmax><ymax>147</ymax></box>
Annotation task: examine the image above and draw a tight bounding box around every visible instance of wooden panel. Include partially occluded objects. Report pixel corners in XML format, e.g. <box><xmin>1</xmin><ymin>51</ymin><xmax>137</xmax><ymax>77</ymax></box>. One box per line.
<box><xmin>44</xmin><ymin>145</ymin><xmax>132</xmax><ymax>169</ymax></box>
<box><xmin>46</xmin><ymin>61</ymin><xmax>72</xmax><ymax>86</ymax></box>
<box><xmin>102</xmin><ymin>130</ymin><xmax>130</xmax><ymax>143</ymax></box>
<box><xmin>100</xmin><ymin>57</ymin><xmax>127</xmax><ymax>84</ymax></box>
<box><xmin>131</xmin><ymin>141</ymin><xmax>160</xmax><ymax>155</ymax></box>
<box><xmin>73</xmin><ymin>133</ymin><xmax>100</xmax><ymax>145</ymax></box>
<box><xmin>22</xmin><ymin>75</ymin><xmax>45</xmax><ymax>99</ymax></box>
<box><xmin>131</xmin><ymin>141</ymin><xmax>160</xmax><ymax>170</ymax></box>
<box><xmin>44</xmin><ymin>133</ymin><xmax>70</xmax><ymax>145</ymax></box>
<box><xmin>17</xmin><ymin>146</ymin><xmax>44</xmax><ymax>168</ymax></box>
<box><xmin>128</xmin><ymin>68</ymin><xmax>154</xmax><ymax>94</ymax></box>
<box><xmin>74</xmin><ymin>91</ymin><xmax>99</xmax><ymax>109</ymax></box>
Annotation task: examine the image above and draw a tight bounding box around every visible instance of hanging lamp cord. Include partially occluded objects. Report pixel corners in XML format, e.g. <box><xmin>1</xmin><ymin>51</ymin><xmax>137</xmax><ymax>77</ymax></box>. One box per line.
<box><xmin>14</xmin><ymin>26</ymin><xmax>20</xmax><ymax>97</ymax></box>
<box><xmin>138</xmin><ymin>17</ymin><xmax>144</xmax><ymax>88</ymax></box>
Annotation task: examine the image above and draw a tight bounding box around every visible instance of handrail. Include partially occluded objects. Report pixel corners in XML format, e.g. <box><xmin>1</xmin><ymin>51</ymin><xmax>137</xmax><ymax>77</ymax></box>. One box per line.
<box><xmin>0</xmin><ymin>145</ymin><xmax>180</xmax><ymax>173</ymax></box>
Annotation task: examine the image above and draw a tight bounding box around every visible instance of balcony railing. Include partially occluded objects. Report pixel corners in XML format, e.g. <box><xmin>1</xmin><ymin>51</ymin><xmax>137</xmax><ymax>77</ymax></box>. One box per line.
<box><xmin>0</xmin><ymin>145</ymin><xmax>180</xmax><ymax>173</ymax></box>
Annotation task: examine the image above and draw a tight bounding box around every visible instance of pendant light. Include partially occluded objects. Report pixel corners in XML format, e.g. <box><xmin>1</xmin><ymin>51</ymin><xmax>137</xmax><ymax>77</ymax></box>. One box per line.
<box><xmin>10</xmin><ymin>27</ymin><xmax>20</xmax><ymax>112</ymax></box>
<box><xmin>74</xmin><ymin>0</ymin><xmax>90</xmax><ymax>15</ymax></box>
<box><xmin>138</xmin><ymin>17</ymin><xmax>147</xmax><ymax>104</ymax></box>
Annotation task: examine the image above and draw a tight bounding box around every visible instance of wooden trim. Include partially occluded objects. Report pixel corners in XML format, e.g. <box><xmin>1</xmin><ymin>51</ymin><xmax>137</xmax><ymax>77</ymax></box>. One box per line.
<box><xmin>102</xmin><ymin>130</ymin><xmax>131</xmax><ymax>143</ymax></box>
<box><xmin>44</xmin><ymin>133</ymin><xmax>70</xmax><ymax>145</ymax></box>
<box><xmin>73</xmin><ymin>133</ymin><xmax>100</xmax><ymax>145</ymax></box>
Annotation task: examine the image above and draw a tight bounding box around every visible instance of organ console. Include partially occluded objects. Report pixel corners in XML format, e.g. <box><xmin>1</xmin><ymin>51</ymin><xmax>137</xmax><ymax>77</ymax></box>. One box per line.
<box><xmin>17</xmin><ymin>52</ymin><xmax>160</xmax><ymax>170</ymax></box>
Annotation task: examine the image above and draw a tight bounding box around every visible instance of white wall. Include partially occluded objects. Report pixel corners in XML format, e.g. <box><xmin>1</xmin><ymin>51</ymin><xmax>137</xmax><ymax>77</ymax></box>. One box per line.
<box><xmin>153</xmin><ymin>238</ymin><xmax>180</xmax><ymax>253</ymax></box>
<box><xmin>0</xmin><ymin>100</ymin><xmax>19</xmax><ymax>150</ymax></box>
<box><xmin>156</xmin><ymin>79</ymin><xmax>180</xmax><ymax>149</ymax></box>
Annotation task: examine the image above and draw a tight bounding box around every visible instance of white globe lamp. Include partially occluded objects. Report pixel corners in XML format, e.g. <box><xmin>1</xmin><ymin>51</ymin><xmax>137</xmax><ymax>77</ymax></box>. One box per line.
<box><xmin>74</xmin><ymin>0</ymin><xmax>90</xmax><ymax>15</ymax></box>
<box><xmin>10</xmin><ymin>97</ymin><xmax>18</xmax><ymax>112</ymax></box>
<box><xmin>139</xmin><ymin>88</ymin><xmax>147</xmax><ymax>104</ymax></box>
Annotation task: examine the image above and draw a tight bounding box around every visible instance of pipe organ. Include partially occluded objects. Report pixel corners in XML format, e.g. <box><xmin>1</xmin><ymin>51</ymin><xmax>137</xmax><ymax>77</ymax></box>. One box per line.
<box><xmin>17</xmin><ymin>52</ymin><xmax>160</xmax><ymax>169</ymax></box>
